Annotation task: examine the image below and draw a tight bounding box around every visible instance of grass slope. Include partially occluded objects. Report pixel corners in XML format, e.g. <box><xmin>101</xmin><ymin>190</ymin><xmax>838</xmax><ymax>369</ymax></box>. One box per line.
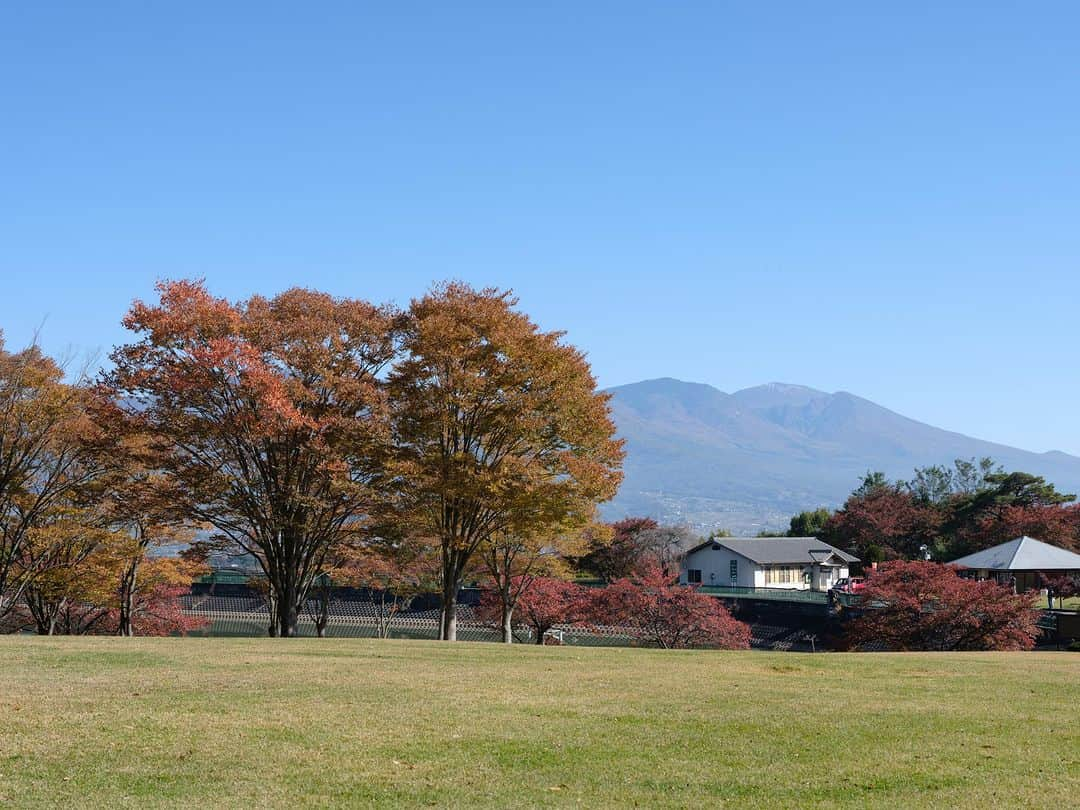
<box><xmin>1</xmin><ymin>638</ymin><xmax>1077</xmax><ymax>808</ymax></box>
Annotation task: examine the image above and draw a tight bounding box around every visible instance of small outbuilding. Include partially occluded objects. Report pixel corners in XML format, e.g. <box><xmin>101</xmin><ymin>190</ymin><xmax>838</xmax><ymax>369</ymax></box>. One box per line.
<box><xmin>948</xmin><ymin>536</ymin><xmax>1080</xmax><ymax>592</ymax></box>
<box><xmin>679</xmin><ymin>537</ymin><xmax>859</xmax><ymax>591</ymax></box>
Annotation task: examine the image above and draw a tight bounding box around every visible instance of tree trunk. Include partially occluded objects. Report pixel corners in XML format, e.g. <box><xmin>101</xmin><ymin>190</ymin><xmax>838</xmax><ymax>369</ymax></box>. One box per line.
<box><xmin>501</xmin><ymin>604</ymin><xmax>514</xmax><ymax>644</ymax></box>
<box><xmin>376</xmin><ymin>593</ymin><xmax>392</xmax><ymax>639</ymax></box>
<box><xmin>266</xmin><ymin>587</ymin><xmax>278</xmax><ymax>637</ymax></box>
<box><xmin>118</xmin><ymin>559</ymin><xmax>138</xmax><ymax>637</ymax></box>
<box><xmin>314</xmin><ymin>587</ymin><xmax>329</xmax><ymax>638</ymax></box>
<box><xmin>278</xmin><ymin>603</ymin><xmax>300</xmax><ymax>637</ymax></box>
<box><xmin>279</xmin><ymin>596</ymin><xmax>300</xmax><ymax>638</ymax></box>
<box><xmin>440</xmin><ymin>580</ymin><xmax>458</xmax><ymax>641</ymax></box>
<box><xmin>25</xmin><ymin>590</ymin><xmax>58</xmax><ymax>636</ymax></box>
<box><xmin>49</xmin><ymin>598</ymin><xmax>67</xmax><ymax>635</ymax></box>
<box><xmin>270</xmin><ymin>567</ymin><xmax>304</xmax><ymax>637</ymax></box>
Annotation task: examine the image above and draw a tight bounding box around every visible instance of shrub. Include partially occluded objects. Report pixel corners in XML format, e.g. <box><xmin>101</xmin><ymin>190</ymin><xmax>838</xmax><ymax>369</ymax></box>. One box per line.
<box><xmin>586</xmin><ymin>565</ymin><xmax>750</xmax><ymax>649</ymax></box>
<box><xmin>846</xmin><ymin>560</ymin><xmax>1039</xmax><ymax>651</ymax></box>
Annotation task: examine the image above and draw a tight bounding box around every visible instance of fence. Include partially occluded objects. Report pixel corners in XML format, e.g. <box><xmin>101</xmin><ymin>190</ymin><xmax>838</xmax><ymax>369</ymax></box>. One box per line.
<box><xmin>182</xmin><ymin>595</ymin><xmax>633</xmax><ymax>647</ymax></box>
<box><xmin>697</xmin><ymin>585</ymin><xmax>831</xmax><ymax>604</ymax></box>
<box><xmin>181</xmin><ymin>594</ymin><xmax>826</xmax><ymax>651</ymax></box>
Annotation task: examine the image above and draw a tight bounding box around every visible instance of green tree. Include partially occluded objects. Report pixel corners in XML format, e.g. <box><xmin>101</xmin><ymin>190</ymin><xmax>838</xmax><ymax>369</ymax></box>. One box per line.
<box><xmin>787</xmin><ymin>508</ymin><xmax>832</xmax><ymax>537</ymax></box>
<box><xmin>905</xmin><ymin>457</ymin><xmax>1001</xmax><ymax>505</ymax></box>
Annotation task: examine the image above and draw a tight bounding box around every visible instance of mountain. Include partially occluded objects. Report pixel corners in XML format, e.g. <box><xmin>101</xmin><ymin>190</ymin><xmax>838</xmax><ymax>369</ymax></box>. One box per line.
<box><xmin>603</xmin><ymin>378</ymin><xmax>1080</xmax><ymax>534</ymax></box>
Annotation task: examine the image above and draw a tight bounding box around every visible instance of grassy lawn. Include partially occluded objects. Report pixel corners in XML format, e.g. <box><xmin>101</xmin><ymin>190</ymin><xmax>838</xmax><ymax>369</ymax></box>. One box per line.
<box><xmin>1037</xmin><ymin>596</ymin><xmax>1080</xmax><ymax>610</ymax></box>
<box><xmin>0</xmin><ymin>638</ymin><xmax>1077</xmax><ymax>808</ymax></box>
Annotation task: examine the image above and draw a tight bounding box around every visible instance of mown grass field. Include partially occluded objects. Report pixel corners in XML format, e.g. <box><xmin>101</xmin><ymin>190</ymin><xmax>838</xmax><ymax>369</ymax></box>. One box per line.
<box><xmin>1</xmin><ymin>638</ymin><xmax>1077</xmax><ymax>808</ymax></box>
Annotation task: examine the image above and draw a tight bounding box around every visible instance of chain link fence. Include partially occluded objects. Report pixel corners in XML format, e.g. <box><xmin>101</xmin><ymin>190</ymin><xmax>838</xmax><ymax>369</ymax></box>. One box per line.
<box><xmin>182</xmin><ymin>594</ymin><xmax>822</xmax><ymax>650</ymax></box>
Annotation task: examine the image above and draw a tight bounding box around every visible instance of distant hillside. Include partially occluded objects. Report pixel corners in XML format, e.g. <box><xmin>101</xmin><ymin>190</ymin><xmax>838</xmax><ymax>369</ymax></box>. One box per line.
<box><xmin>603</xmin><ymin>378</ymin><xmax>1080</xmax><ymax>534</ymax></box>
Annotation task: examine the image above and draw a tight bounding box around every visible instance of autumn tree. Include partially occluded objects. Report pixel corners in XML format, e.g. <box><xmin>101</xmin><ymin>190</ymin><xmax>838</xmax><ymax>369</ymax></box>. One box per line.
<box><xmin>309</xmin><ymin>536</ymin><xmax>439</xmax><ymax>638</ymax></box>
<box><xmin>586</xmin><ymin>565</ymin><xmax>750</xmax><ymax>650</ymax></box>
<box><xmin>576</xmin><ymin>517</ymin><xmax>657</xmax><ymax>581</ymax></box>
<box><xmin>944</xmin><ymin>472</ymin><xmax>1079</xmax><ymax>556</ymax></box>
<box><xmin>822</xmin><ymin>473</ymin><xmax>941</xmax><ymax>561</ymax></box>
<box><xmin>20</xmin><ymin>496</ymin><xmax>116</xmax><ymax>635</ymax></box>
<box><xmin>477</xmin><ymin>576</ymin><xmax>587</xmax><ymax>644</ymax></box>
<box><xmin>480</xmin><ymin>519</ymin><xmax>591</xmax><ymax>643</ymax></box>
<box><xmin>17</xmin><ymin>484</ymin><xmax>206</xmax><ymax>637</ymax></box>
<box><xmin>845</xmin><ymin>560</ymin><xmax>1040</xmax><ymax>651</ymax></box>
<box><xmin>108</xmin><ymin>555</ymin><xmax>207</xmax><ymax>636</ymax></box>
<box><xmin>25</xmin><ymin>552</ymin><xmax>204</xmax><ymax>636</ymax></box>
<box><xmin>635</xmin><ymin>524</ymin><xmax>700</xmax><ymax>577</ymax></box>
<box><xmin>88</xmin><ymin>403</ymin><xmax>196</xmax><ymax>636</ymax></box>
<box><xmin>388</xmin><ymin>283</ymin><xmax>623</xmax><ymax>641</ymax></box>
<box><xmin>107</xmin><ymin>280</ymin><xmax>401</xmax><ymax>637</ymax></box>
<box><xmin>0</xmin><ymin>336</ymin><xmax>107</xmax><ymax>623</ymax></box>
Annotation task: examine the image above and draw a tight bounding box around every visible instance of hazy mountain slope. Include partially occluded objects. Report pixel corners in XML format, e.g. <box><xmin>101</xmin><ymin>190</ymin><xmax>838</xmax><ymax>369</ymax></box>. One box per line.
<box><xmin>603</xmin><ymin>378</ymin><xmax>1080</xmax><ymax>533</ymax></box>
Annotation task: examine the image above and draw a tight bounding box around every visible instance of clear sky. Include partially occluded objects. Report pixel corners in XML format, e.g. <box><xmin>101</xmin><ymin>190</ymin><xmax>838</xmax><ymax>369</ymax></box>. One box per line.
<box><xmin>2</xmin><ymin>3</ymin><xmax>1079</xmax><ymax>453</ymax></box>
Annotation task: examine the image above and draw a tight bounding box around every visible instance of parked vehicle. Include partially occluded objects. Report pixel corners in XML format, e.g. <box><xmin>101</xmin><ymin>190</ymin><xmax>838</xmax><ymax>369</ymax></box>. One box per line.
<box><xmin>831</xmin><ymin>577</ymin><xmax>866</xmax><ymax>594</ymax></box>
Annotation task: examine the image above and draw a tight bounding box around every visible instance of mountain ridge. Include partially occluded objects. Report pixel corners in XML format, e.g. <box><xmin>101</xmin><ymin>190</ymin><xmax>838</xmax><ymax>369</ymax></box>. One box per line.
<box><xmin>602</xmin><ymin>378</ymin><xmax>1080</xmax><ymax>533</ymax></box>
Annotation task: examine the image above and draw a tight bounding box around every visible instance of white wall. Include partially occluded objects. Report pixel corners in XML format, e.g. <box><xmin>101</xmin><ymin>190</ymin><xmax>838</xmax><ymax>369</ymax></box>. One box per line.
<box><xmin>812</xmin><ymin>565</ymin><xmax>849</xmax><ymax>591</ymax></box>
<box><xmin>680</xmin><ymin>545</ymin><xmax>853</xmax><ymax>591</ymax></box>
<box><xmin>680</xmin><ymin>545</ymin><xmax>758</xmax><ymax>588</ymax></box>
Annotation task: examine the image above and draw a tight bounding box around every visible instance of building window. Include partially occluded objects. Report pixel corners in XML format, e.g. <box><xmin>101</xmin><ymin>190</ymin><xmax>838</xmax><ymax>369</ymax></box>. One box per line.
<box><xmin>765</xmin><ymin>566</ymin><xmax>803</xmax><ymax>585</ymax></box>
<box><xmin>729</xmin><ymin>560</ymin><xmax>738</xmax><ymax>583</ymax></box>
<box><xmin>687</xmin><ymin>569</ymin><xmax>702</xmax><ymax>584</ymax></box>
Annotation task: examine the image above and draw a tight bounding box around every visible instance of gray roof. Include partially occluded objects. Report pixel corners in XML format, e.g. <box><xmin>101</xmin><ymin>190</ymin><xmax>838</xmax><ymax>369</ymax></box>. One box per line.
<box><xmin>687</xmin><ymin>537</ymin><xmax>859</xmax><ymax>565</ymax></box>
<box><xmin>949</xmin><ymin>536</ymin><xmax>1080</xmax><ymax>572</ymax></box>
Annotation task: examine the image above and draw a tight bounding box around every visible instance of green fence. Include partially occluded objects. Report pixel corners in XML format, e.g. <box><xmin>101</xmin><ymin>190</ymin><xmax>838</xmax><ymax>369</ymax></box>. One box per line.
<box><xmin>697</xmin><ymin>585</ymin><xmax>830</xmax><ymax>604</ymax></box>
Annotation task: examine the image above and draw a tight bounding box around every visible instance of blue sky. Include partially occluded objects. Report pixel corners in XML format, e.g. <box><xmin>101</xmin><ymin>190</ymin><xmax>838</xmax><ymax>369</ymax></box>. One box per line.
<box><xmin>3</xmin><ymin>3</ymin><xmax>1079</xmax><ymax>453</ymax></box>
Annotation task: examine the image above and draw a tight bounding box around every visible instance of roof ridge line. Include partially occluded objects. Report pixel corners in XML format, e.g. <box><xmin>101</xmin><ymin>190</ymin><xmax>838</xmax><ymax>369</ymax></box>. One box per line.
<box><xmin>1007</xmin><ymin>536</ymin><xmax>1027</xmax><ymax>569</ymax></box>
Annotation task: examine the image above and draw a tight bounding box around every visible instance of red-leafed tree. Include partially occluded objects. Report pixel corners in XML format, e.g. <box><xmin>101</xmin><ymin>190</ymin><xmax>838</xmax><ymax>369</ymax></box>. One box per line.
<box><xmin>576</xmin><ymin>517</ymin><xmax>658</xmax><ymax>581</ymax></box>
<box><xmin>477</xmin><ymin>576</ymin><xmax>586</xmax><ymax>644</ymax></box>
<box><xmin>479</xmin><ymin>519</ymin><xmax>592</xmax><ymax>643</ymax></box>
<box><xmin>822</xmin><ymin>475</ymin><xmax>941</xmax><ymax>561</ymax></box>
<box><xmin>954</xmin><ymin>505</ymin><xmax>1080</xmax><ymax>556</ymax></box>
<box><xmin>942</xmin><ymin>471</ymin><xmax>1079</xmax><ymax>557</ymax></box>
<box><xmin>846</xmin><ymin>560</ymin><xmax>1040</xmax><ymax>651</ymax></box>
<box><xmin>586</xmin><ymin>565</ymin><xmax>750</xmax><ymax>650</ymax></box>
<box><xmin>110</xmin><ymin>556</ymin><xmax>208</xmax><ymax>636</ymax></box>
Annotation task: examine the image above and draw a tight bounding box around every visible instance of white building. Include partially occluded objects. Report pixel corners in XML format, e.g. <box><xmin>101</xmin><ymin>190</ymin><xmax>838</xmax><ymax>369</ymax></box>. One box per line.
<box><xmin>679</xmin><ymin>537</ymin><xmax>859</xmax><ymax>592</ymax></box>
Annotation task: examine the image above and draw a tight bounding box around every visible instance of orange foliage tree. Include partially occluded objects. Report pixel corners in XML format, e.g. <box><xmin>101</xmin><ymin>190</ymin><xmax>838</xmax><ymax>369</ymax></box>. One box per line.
<box><xmin>107</xmin><ymin>280</ymin><xmax>401</xmax><ymax>637</ymax></box>
<box><xmin>0</xmin><ymin>335</ymin><xmax>109</xmax><ymax>623</ymax></box>
<box><xmin>20</xmin><ymin>494</ymin><xmax>116</xmax><ymax>635</ymax></box>
<box><xmin>388</xmin><ymin>284</ymin><xmax>624</xmax><ymax>640</ymax></box>
<box><xmin>91</xmin><ymin>405</ymin><xmax>197</xmax><ymax>636</ymax></box>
